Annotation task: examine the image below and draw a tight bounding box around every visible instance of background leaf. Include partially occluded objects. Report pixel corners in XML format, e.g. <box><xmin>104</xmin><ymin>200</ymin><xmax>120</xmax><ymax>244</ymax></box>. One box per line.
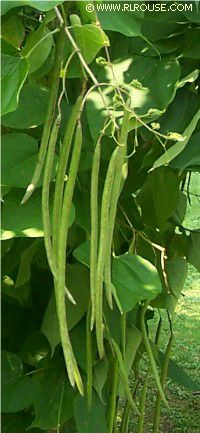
<box><xmin>1</xmin><ymin>54</ymin><xmax>28</xmax><ymax>115</ymax></box>
<box><xmin>112</xmin><ymin>253</ymin><xmax>162</xmax><ymax>313</ymax></box>
<box><xmin>2</xmin><ymin>84</ymin><xmax>49</xmax><ymax>129</ymax></box>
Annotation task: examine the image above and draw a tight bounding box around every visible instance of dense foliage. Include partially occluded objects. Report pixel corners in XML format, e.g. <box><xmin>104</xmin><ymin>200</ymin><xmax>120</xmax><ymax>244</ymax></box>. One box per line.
<box><xmin>1</xmin><ymin>1</ymin><xmax>200</xmax><ymax>432</ymax></box>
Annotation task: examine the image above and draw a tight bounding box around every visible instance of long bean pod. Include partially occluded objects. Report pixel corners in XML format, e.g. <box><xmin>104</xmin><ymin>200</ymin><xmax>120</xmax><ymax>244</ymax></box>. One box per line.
<box><xmin>96</xmin><ymin>146</ymin><xmax>120</xmax><ymax>358</ymax></box>
<box><xmin>41</xmin><ymin>113</ymin><xmax>75</xmax><ymax>305</ymax></box>
<box><xmin>90</xmin><ymin>139</ymin><xmax>101</xmax><ymax>330</ymax></box>
<box><xmin>52</xmin><ymin>95</ymin><xmax>83</xmax><ymax>255</ymax></box>
<box><xmin>137</xmin><ymin>370</ymin><xmax>150</xmax><ymax>433</ymax></box>
<box><xmin>104</xmin><ymin>108</ymin><xmax>130</xmax><ymax>307</ymax></box>
<box><xmin>42</xmin><ymin>114</ymin><xmax>61</xmax><ymax>278</ymax></box>
<box><xmin>22</xmin><ymin>29</ymin><xmax>65</xmax><ymax>204</ymax></box>
<box><xmin>86</xmin><ymin>304</ymin><xmax>93</xmax><ymax>409</ymax></box>
<box><xmin>153</xmin><ymin>333</ymin><xmax>173</xmax><ymax>433</ymax></box>
<box><xmin>55</xmin><ymin>121</ymin><xmax>84</xmax><ymax>394</ymax></box>
<box><xmin>112</xmin><ymin>339</ymin><xmax>139</xmax><ymax>415</ymax></box>
<box><xmin>140</xmin><ymin>305</ymin><xmax>169</xmax><ymax>408</ymax></box>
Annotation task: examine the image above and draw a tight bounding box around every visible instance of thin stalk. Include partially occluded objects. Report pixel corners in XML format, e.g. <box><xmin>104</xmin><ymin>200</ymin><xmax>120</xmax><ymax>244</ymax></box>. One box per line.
<box><xmin>22</xmin><ymin>28</ymin><xmax>65</xmax><ymax>203</ymax></box>
<box><xmin>153</xmin><ymin>333</ymin><xmax>174</xmax><ymax>433</ymax></box>
<box><xmin>54</xmin><ymin>6</ymin><xmax>111</xmax><ymax>119</ymax></box>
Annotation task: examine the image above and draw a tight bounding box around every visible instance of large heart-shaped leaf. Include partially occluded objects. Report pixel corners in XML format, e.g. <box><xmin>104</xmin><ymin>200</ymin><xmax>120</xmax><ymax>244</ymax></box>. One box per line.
<box><xmin>2</xmin><ymin>133</ymin><xmax>38</xmax><ymax>188</ymax></box>
<box><xmin>97</xmin><ymin>5</ymin><xmax>144</xmax><ymax>37</ymax></box>
<box><xmin>1</xmin><ymin>1</ymin><xmax>64</xmax><ymax>15</ymax></box>
<box><xmin>1</xmin><ymin>14</ymin><xmax>25</xmax><ymax>48</ymax></box>
<box><xmin>1</xmin><ymin>351</ymin><xmax>39</xmax><ymax>413</ymax></box>
<box><xmin>138</xmin><ymin>168</ymin><xmax>180</xmax><ymax>231</ymax></box>
<box><xmin>152</xmin><ymin>258</ymin><xmax>188</xmax><ymax>314</ymax></box>
<box><xmin>1</xmin><ymin>54</ymin><xmax>28</xmax><ymax>115</ymax></box>
<box><xmin>72</xmin><ymin>22</ymin><xmax>109</xmax><ymax>64</ymax></box>
<box><xmin>1</xmin><ymin>189</ymin><xmax>75</xmax><ymax>240</ymax></box>
<box><xmin>1</xmin><ymin>133</ymin><xmax>58</xmax><ymax>189</ymax></box>
<box><xmin>31</xmin><ymin>357</ymin><xmax>75</xmax><ymax>430</ymax></box>
<box><xmin>73</xmin><ymin>392</ymin><xmax>108</xmax><ymax>433</ymax></box>
<box><xmin>171</xmin><ymin>132</ymin><xmax>200</xmax><ymax>171</ymax></box>
<box><xmin>2</xmin><ymin>84</ymin><xmax>49</xmax><ymax>129</ymax></box>
<box><xmin>22</xmin><ymin>24</ymin><xmax>53</xmax><ymax>73</ymax></box>
<box><xmin>112</xmin><ymin>253</ymin><xmax>162</xmax><ymax>313</ymax></box>
<box><xmin>87</xmin><ymin>56</ymin><xmax>180</xmax><ymax>140</ymax></box>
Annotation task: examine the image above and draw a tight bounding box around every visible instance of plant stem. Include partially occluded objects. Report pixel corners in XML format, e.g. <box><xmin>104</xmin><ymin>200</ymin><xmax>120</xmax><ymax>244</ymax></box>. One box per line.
<box><xmin>107</xmin><ymin>358</ymin><xmax>119</xmax><ymax>433</ymax></box>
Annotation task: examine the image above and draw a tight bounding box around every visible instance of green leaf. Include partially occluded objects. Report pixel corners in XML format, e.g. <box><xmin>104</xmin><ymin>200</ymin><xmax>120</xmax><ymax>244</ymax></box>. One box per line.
<box><xmin>177</xmin><ymin>69</ymin><xmax>199</xmax><ymax>89</ymax></box>
<box><xmin>141</xmin><ymin>9</ymin><xmax>187</xmax><ymax>42</ymax></box>
<box><xmin>31</xmin><ymin>357</ymin><xmax>75</xmax><ymax>430</ymax></box>
<box><xmin>1</xmin><ymin>54</ymin><xmax>28</xmax><ymax>115</ymax></box>
<box><xmin>2</xmin><ymin>133</ymin><xmax>38</xmax><ymax>188</ymax></box>
<box><xmin>98</xmin><ymin>5</ymin><xmax>144</xmax><ymax>37</ymax></box>
<box><xmin>2</xmin><ymin>413</ymin><xmax>40</xmax><ymax>433</ymax></box>
<box><xmin>1</xmin><ymin>1</ymin><xmax>65</xmax><ymax>15</ymax></box>
<box><xmin>181</xmin><ymin>28</ymin><xmax>200</xmax><ymax>59</ymax></box>
<box><xmin>72</xmin><ymin>22</ymin><xmax>109</xmax><ymax>64</ymax></box>
<box><xmin>152</xmin><ymin>258</ymin><xmax>188</xmax><ymax>314</ymax></box>
<box><xmin>124</xmin><ymin>326</ymin><xmax>142</xmax><ymax>374</ymax></box>
<box><xmin>1</xmin><ymin>351</ymin><xmax>39</xmax><ymax>413</ymax></box>
<box><xmin>1</xmin><ymin>14</ymin><xmax>25</xmax><ymax>48</ymax></box>
<box><xmin>15</xmin><ymin>240</ymin><xmax>39</xmax><ymax>287</ymax></box>
<box><xmin>171</xmin><ymin>132</ymin><xmax>200</xmax><ymax>171</ymax></box>
<box><xmin>73</xmin><ymin>240</ymin><xmax>90</xmax><ymax>268</ymax></box>
<box><xmin>138</xmin><ymin>168</ymin><xmax>180</xmax><ymax>231</ymax></box>
<box><xmin>19</xmin><ymin>331</ymin><xmax>50</xmax><ymax>366</ymax></box>
<box><xmin>73</xmin><ymin>392</ymin><xmax>108</xmax><ymax>433</ymax></box>
<box><xmin>118</xmin><ymin>325</ymin><xmax>142</xmax><ymax>397</ymax></box>
<box><xmin>42</xmin><ymin>264</ymin><xmax>90</xmax><ymax>352</ymax></box>
<box><xmin>1</xmin><ymin>189</ymin><xmax>75</xmax><ymax>240</ymax></box>
<box><xmin>87</xmin><ymin>56</ymin><xmax>180</xmax><ymax>140</ymax></box>
<box><xmin>112</xmin><ymin>253</ymin><xmax>162</xmax><ymax>313</ymax></box>
<box><xmin>187</xmin><ymin>232</ymin><xmax>200</xmax><ymax>272</ymax></box>
<box><xmin>22</xmin><ymin>24</ymin><xmax>53</xmax><ymax>74</ymax></box>
<box><xmin>93</xmin><ymin>358</ymin><xmax>109</xmax><ymax>402</ymax></box>
<box><xmin>152</xmin><ymin>108</ymin><xmax>200</xmax><ymax>169</ymax></box>
<box><xmin>158</xmin><ymin>350</ymin><xmax>200</xmax><ymax>391</ymax></box>
<box><xmin>2</xmin><ymin>133</ymin><xmax>59</xmax><ymax>189</ymax></box>
<box><xmin>1</xmin><ymin>84</ymin><xmax>49</xmax><ymax>129</ymax></box>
